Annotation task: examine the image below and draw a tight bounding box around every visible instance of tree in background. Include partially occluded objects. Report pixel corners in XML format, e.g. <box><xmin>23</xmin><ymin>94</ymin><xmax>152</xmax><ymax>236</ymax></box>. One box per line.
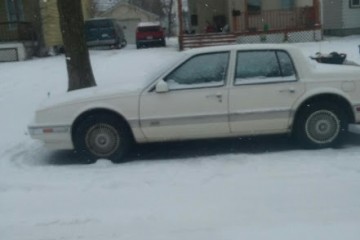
<box><xmin>162</xmin><ymin>0</ymin><xmax>175</xmax><ymax>36</ymax></box>
<box><xmin>57</xmin><ymin>0</ymin><xmax>96</xmax><ymax>91</ymax></box>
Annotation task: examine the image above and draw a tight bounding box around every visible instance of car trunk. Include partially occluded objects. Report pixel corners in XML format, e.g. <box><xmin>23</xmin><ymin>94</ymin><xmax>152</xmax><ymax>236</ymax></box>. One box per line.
<box><xmin>136</xmin><ymin>26</ymin><xmax>164</xmax><ymax>40</ymax></box>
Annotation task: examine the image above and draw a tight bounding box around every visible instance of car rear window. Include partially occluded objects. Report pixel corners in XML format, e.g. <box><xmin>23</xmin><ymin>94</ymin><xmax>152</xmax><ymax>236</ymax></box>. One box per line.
<box><xmin>85</xmin><ymin>20</ymin><xmax>112</xmax><ymax>29</ymax></box>
<box><xmin>137</xmin><ymin>26</ymin><xmax>161</xmax><ymax>32</ymax></box>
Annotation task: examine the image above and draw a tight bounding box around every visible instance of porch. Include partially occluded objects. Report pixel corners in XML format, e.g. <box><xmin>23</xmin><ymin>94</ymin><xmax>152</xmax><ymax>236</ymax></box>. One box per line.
<box><xmin>178</xmin><ymin>0</ymin><xmax>322</xmax><ymax>50</ymax></box>
<box><xmin>0</xmin><ymin>22</ymin><xmax>37</xmax><ymax>42</ymax></box>
<box><xmin>0</xmin><ymin>22</ymin><xmax>37</xmax><ymax>61</ymax></box>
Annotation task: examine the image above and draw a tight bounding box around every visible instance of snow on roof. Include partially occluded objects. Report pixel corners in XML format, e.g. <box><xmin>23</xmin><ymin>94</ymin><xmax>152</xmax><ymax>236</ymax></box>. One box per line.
<box><xmin>137</xmin><ymin>21</ymin><xmax>161</xmax><ymax>27</ymax></box>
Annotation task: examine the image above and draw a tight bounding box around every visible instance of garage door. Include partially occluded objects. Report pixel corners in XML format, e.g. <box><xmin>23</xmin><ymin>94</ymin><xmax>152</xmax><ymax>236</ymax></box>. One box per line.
<box><xmin>119</xmin><ymin>19</ymin><xmax>141</xmax><ymax>44</ymax></box>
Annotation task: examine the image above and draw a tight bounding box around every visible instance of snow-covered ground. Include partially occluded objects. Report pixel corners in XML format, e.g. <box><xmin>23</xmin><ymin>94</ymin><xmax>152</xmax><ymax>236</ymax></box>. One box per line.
<box><xmin>1</xmin><ymin>37</ymin><xmax>360</xmax><ymax>240</ymax></box>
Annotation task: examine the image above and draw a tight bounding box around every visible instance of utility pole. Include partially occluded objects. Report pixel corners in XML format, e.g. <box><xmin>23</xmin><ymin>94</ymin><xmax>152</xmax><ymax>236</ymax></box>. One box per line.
<box><xmin>177</xmin><ymin>0</ymin><xmax>183</xmax><ymax>50</ymax></box>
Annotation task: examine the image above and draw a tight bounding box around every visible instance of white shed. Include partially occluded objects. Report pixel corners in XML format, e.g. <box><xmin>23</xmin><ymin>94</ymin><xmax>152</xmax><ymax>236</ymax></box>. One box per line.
<box><xmin>100</xmin><ymin>2</ymin><xmax>159</xmax><ymax>44</ymax></box>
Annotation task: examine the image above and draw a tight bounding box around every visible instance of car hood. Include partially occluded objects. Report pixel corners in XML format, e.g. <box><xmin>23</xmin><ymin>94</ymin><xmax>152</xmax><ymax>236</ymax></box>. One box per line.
<box><xmin>37</xmin><ymin>84</ymin><xmax>141</xmax><ymax>112</ymax></box>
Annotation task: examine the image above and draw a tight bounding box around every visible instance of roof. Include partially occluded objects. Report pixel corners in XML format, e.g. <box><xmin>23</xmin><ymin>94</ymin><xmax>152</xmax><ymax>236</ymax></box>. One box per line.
<box><xmin>99</xmin><ymin>1</ymin><xmax>159</xmax><ymax>19</ymax></box>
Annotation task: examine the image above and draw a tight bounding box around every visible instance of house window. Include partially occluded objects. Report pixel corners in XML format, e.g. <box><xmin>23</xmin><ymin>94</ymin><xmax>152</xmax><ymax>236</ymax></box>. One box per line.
<box><xmin>350</xmin><ymin>0</ymin><xmax>360</xmax><ymax>8</ymax></box>
<box><xmin>247</xmin><ymin>0</ymin><xmax>261</xmax><ymax>14</ymax></box>
<box><xmin>5</xmin><ymin>0</ymin><xmax>24</xmax><ymax>22</ymax></box>
<box><xmin>281</xmin><ymin>0</ymin><xmax>295</xmax><ymax>9</ymax></box>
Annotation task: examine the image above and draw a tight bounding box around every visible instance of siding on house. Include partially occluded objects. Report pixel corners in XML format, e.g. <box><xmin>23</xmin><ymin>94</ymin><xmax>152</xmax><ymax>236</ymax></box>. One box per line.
<box><xmin>322</xmin><ymin>0</ymin><xmax>360</xmax><ymax>35</ymax></box>
<box><xmin>0</xmin><ymin>2</ymin><xmax>8</xmax><ymax>22</ymax></box>
<box><xmin>342</xmin><ymin>0</ymin><xmax>360</xmax><ymax>29</ymax></box>
<box><xmin>40</xmin><ymin>0</ymin><xmax>90</xmax><ymax>48</ymax></box>
<box><xmin>322</xmin><ymin>0</ymin><xmax>343</xmax><ymax>29</ymax></box>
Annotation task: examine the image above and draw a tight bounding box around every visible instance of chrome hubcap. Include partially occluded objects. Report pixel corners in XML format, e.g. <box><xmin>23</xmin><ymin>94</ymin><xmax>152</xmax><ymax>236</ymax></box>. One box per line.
<box><xmin>305</xmin><ymin>110</ymin><xmax>340</xmax><ymax>144</ymax></box>
<box><xmin>85</xmin><ymin>123</ymin><xmax>120</xmax><ymax>157</ymax></box>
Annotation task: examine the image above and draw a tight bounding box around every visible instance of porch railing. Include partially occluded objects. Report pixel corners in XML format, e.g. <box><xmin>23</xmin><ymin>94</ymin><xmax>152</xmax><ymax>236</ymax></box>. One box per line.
<box><xmin>0</xmin><ymin>22</ymin><xmax>36</xmax><ymax>42</ymax></box>
<box><xmin>179</xmin><ymin>5</ymin><xmax>321</xmax><ymax>50</ymax></box>
<box><xmin>242</xmin><ymin>6</ymin><xmax>317</xmax><ymax>32</ymax></box>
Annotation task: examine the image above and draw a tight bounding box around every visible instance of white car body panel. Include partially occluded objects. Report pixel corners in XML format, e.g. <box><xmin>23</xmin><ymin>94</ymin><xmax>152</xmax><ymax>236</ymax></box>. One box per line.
<box><xmin>28</xmin><ymin>44</ymin><xmax>360</xmax><ymax>150</ymax></box>
<box><xmin>140</xmin><ymin>86</ymin><xmax>230</xmax><ymax>141</ymax></box>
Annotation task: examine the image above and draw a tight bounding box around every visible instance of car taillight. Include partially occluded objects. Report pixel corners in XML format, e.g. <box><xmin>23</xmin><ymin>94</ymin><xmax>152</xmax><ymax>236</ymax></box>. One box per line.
<box><xmin>136</xmin><ymin>32</ymin><xmax>145</xmax><ymax>40</ymax></box>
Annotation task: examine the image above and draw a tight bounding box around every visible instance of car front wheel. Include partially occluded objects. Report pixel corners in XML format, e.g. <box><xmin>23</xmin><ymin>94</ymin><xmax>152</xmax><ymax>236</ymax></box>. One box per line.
<box><xmin>74</xmin><ymin>114</ymin><xmax>131</xmax><ymax>163</ymax></box>
<box><xmin>294</xmin><ymin>102</ymin><xmax>348</xmax><ymax>149</ymax></box>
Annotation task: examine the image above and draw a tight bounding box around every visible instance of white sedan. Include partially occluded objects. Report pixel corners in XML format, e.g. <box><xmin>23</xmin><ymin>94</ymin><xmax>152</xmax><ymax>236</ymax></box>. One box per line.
<box><xmin>28</xmin><ymin>44</ymin><xmax>360</xmax><ymax>163</ymax></box>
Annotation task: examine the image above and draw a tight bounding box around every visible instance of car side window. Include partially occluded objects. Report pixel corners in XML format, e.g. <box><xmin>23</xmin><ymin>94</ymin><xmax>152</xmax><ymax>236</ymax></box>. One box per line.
<box><xmin>277</xmin><ymin>51</ymin><xmax>296</xmax><ymax>77</ymax></box>
<box><xmin>165</xmin><ymin>52</ymin><xmax>229</xmax><ymax>90</ymax></box>
<box><xmin>235</xmin><ymin>50</ymin><xmax>296</xmax><ymax>85</ymax></box>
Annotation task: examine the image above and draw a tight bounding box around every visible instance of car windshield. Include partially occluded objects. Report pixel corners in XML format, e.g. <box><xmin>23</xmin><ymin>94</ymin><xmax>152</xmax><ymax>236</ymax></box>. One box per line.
<box><xmin>144</xmin><ymin>52</ymin><xmax>186</xmax><ymax>86</ymax></box>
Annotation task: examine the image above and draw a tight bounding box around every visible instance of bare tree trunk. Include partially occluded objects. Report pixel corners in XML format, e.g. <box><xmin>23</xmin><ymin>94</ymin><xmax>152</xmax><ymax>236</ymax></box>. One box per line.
<box><xmin>57</xmin><ymin>0</ymin><xmax>96</xmax><ymax>91</ymax></box>
<box><xmin>167</xmin><ymin>0</ymin><xmax>174</xmax><ymax>36</ymax></box>
<box><xmin>162</xmin><ymin>0</ymin><xmax>174</xmax><ymax>36</ymax></box>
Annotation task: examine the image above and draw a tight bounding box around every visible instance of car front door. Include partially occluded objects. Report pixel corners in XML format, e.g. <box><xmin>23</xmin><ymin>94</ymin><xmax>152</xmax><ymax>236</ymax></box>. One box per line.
<box><xmin>229</xmin><ymin>50</ymin><xmax>306</xmax><ymax>134</ymax></box>
<box><xmin>139</xmin><ymin>52</ymin><xmax>231</xmax><ymax>141</ymax></box>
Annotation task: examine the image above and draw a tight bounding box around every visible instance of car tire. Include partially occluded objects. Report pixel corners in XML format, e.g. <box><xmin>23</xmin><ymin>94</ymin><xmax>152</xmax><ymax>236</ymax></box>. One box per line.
<box><xmin>114</xmin><ymin>41</ymin><xmax>122</xmax><ymax>49</ymax></box>
<box><xmin>121</xmin><ymin>39</ymin><xmax>127</xmax><ymax>48</ymax></box>
<box><xmin>73</xmin><ymin>113</ymin><xmax>132</xmax><ymax>163</ymax></box>
<box><xmin>294</xmin><ymin>102</ymin><xmax>348</xmax><ymax>149</ymax></box>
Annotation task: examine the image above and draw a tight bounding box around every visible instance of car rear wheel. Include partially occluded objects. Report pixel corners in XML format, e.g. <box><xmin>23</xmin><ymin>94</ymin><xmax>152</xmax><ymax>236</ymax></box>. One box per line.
<box><xmin>294</xmin><ymin>102</ymin><xmax>348</xmax><ymax>149</ymax></box>
<box><xmin>74</xmin><ymin>114</ymin><xmax>132</xmax><ymax>163</ymax></box>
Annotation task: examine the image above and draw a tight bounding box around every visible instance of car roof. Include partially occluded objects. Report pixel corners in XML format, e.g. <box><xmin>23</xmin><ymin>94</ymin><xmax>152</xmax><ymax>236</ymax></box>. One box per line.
<box><xmin>184</xmin><ymin>43</ymin><xmax>298</xmax><ymax>55</ymax></box>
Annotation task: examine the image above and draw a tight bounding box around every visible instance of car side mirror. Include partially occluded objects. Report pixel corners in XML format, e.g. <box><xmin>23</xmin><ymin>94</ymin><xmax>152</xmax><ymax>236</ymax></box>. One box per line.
<box><xmin>155</xmin><ymin>79</ymin><xmax>169</xmax><ymax>93</ymax></box>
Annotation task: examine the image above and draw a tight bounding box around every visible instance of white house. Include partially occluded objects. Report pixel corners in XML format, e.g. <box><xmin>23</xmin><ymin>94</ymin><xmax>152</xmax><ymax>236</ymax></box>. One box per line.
<box><xmin>322</xmin><ymin>0</ymin><xmax>360</xmax><ymax>35</ymax></box>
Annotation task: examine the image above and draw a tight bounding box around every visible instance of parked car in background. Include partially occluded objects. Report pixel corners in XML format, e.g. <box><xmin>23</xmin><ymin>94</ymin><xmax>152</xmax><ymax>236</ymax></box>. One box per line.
<box><xmin>28</xmin><ymin>44</ymin><xmax>360</xmax><ymax>163</ymax></box>
<box><xmin>136</xmin><ymin>22</ymin><xmax>166</xmax><ymax>49</ymax></box>
<box><xmin>85</xmin><ymin>18</ymin><xmax>127</xmax><ymax>49</ymax></box>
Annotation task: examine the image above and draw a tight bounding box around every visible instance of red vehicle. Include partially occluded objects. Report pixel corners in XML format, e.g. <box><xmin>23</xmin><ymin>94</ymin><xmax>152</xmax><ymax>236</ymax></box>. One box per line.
<box><xmin>136</xmin><ymin>22</ymin><xmax>166</xmax><ymax>49</ymax></box>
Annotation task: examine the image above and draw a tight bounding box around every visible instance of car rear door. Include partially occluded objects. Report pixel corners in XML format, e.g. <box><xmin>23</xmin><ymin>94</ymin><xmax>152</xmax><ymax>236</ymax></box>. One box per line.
<box><xmin>139</xmin><ymin>51</ymin><xmax>231</xmax><ymax>141</ymax></box>
<box><xmin>229</xmin><ymin>50</ymin><xmax>305</xmax><ymax>134</ymax></box>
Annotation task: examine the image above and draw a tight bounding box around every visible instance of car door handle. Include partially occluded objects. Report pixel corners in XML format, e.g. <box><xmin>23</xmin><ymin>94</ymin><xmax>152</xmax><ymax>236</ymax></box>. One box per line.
<box><xmin>279</xmin><ymin>88</ymin><xmax>296</xmax><ymax>93</ymax></box>
<box><xmin>206</xmin><ymin>93</ymin><xmax>223</xmax><ymax>102</ymax></box>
